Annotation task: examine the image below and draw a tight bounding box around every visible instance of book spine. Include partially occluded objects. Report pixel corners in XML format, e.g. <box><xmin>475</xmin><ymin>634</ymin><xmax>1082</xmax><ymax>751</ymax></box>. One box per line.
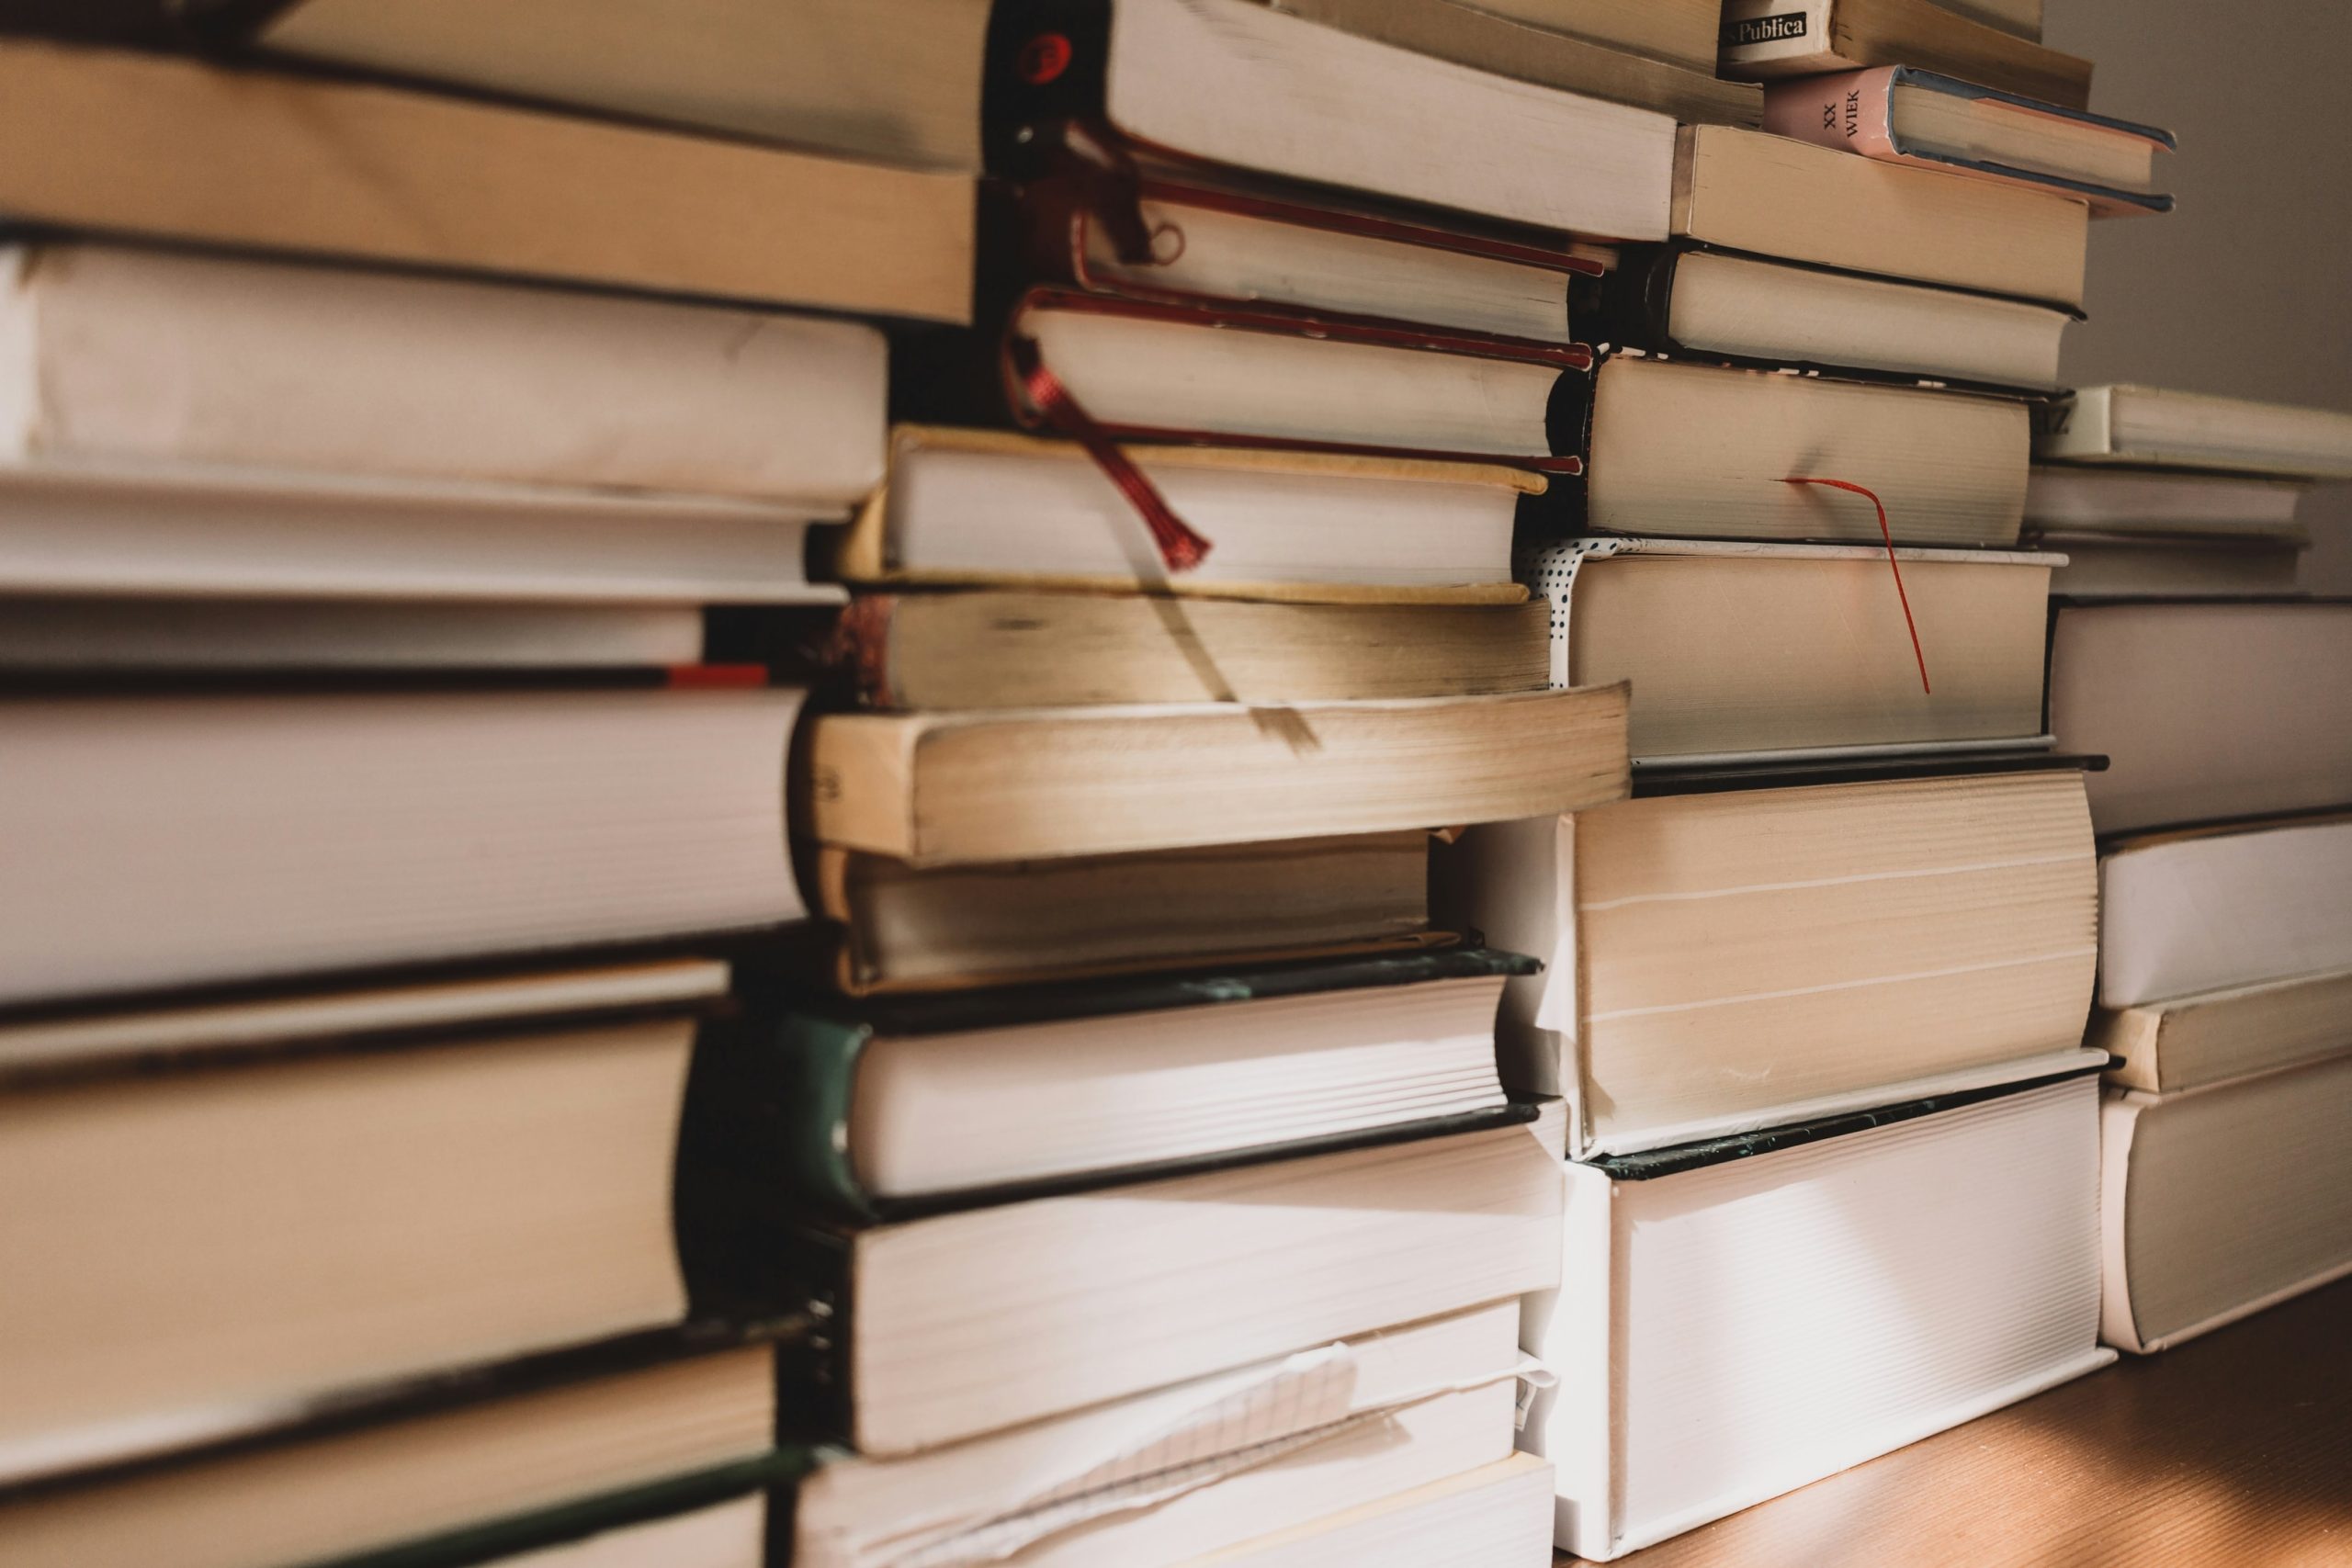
<box><xmin>1758</xmin><ymin>66</ymin><xmax>1903</xmax><ymax>159</ymax></box>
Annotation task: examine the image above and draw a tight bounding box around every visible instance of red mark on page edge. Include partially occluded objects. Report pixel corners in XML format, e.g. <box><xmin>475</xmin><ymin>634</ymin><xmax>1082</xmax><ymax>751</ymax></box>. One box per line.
<box><xmin>1784</xmin><ymin>477</ymin><xmax>1930</xmax><ymax>695</ymax></box>
<box><xmin>1009</xmin><ymin>334</ymin><xmax>1212</xmax><ymax>573</ymax></box>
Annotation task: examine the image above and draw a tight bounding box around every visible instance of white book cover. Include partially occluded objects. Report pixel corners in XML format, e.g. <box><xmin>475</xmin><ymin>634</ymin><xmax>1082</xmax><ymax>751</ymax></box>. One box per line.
<box><xmin>1526</xmin><ymin>1075</ymin><xmax>2110</xmax><ymax>1558</ymax></box>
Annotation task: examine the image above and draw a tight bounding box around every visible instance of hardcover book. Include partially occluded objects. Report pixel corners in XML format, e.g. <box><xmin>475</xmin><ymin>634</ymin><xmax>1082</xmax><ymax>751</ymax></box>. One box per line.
<box><xmin>1758</xmin><ymin>67</ymin><xmax>2175</xmax><ymax>216</ymax></box>
<box><xmin>1720</xmin><ymin>0</ymin><xmax>2093</xmax><ymax>108</ymax></box>
<box><xmin>1529</xmin><ymin>1073</ymin><xmax>2110</xmax><ymax>1557</ymax></box>
<box><xmin>1438</xmin><ymin>763</ymin><xmax>2104</xmax><ymax>1156</ymax></box>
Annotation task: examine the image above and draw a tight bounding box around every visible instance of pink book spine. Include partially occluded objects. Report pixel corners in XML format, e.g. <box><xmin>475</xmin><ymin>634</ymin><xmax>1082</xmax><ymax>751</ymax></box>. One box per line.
<box><xmin>1759</xmin><ymin>67</ymin><xmax>1903</xmax><ymax>160</ymax></box>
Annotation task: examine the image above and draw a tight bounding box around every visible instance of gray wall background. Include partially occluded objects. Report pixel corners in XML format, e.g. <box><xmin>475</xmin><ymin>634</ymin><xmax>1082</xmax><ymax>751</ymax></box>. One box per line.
<box><xmin>2044</xmin><ymin>1</ymin><xmax>2352</xmax><ymax>588</ymax></box>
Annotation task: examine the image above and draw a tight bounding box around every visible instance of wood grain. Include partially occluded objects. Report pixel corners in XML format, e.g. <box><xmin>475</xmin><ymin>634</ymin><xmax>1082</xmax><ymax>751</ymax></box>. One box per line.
<box><xmin>1577</xmin><ymin>1278</ymin><xmax>2352</xmax><ymax>1567</ymax></box>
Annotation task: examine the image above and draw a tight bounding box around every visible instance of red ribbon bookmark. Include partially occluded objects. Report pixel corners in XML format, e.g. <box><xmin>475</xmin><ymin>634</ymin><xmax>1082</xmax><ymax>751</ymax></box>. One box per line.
<box><xmin>1784</xmin><ymin>477</ymin><xmax>1930</xmax><ymax>695</ymax></box>
<box><xmin>1008</xmin><ymin>334</ymin><xmax>1213</xmax><ymax>574</ymax></box>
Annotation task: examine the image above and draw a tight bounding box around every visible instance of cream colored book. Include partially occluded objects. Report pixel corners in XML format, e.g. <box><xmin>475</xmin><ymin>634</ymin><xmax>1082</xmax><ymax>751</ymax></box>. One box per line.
<box><xmin>795</xmin><ymin>1301</ymin><xmax>1526</xmax><ymax>1568</ymax></box>
<box><xmin>2101</xmin><ymin>1050</ymin><xmax>2352</xmax><ymax>1353</ymax></box>
<box><xmin>1582</xmin><ymin>357</ymin><xmax>2030</xmax><ymax>546</ymax></box>
<box><xmin>1440</xmin><ymin>767</ymin><xmax>2102</xmax><ymax>1157</ymax></box>
<box><xmin>2098</xmin><ymin>815</ymin><xmax>2352</xmax><ymax>1007</ymax></box>
<box><xmin>1527</xmin><ymin>537</ymin><xmax>2054</xmax><ymax>762</ymax></box>
<box><xmin>2037</xmin><ymin>386</ymin><xmax>2352</xmax><ymax>479</ymax></box>
<box><xmin>1674</xmin><ymin>124</ymin><xmax>2088</xmax><ymax>308</ymax></box>
<box><xmin>247</xmin><ymin>0</ymin><xmax>992</xmax><ymax>172</ymax></box>
<box><xmin>0</xmin><ymin>39</ymin><xmax>971</xmax><ymax>323</ymax></box>
<box><xmin>807</xmin><ymin>686</ymin><xmax>1629</xmax><ymax>867</ymax></box>
<box><xmin>2095</xmin><ymin>969</ymin><xmax>2352</xmax><ymax>1095</ymax></box>
<box><xmin>1175</xmin><ymin>1452</ymin><xmax>1555</xmax><ymax>1566</ymax></box>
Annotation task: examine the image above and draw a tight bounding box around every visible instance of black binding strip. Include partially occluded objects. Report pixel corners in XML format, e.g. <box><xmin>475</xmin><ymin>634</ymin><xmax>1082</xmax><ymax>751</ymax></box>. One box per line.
<box><xmin>1633</xmin><ymin>751</ymin><xmax>2108</xmax><ymax>799</ymax></box>
<box><xmin>1588</xmin><ymin>1064</ymin><xmax>2110</xmax><ymax>1181</ymax></box>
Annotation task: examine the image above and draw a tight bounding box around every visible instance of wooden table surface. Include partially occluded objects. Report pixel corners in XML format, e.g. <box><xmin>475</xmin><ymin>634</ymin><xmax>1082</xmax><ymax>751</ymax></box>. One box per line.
<box><xmin>1570</xmin><ymin>1278</ymin><xmax>2352</xmax><ymax>1568</ymax></box>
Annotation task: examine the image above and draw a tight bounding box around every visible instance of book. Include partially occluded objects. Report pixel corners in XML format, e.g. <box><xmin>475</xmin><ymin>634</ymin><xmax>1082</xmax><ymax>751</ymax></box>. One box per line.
<box><xmin>1524</xmin><ymin>538</ymin><xmax>2055</xmax><ymax>761</ymax></box>
<box><xmin>840</xmin><ymin>428</ymin><xmax>1542</xmax><ymax>600</ymax></box>
<box><xmin>1258</xmin><ymin>0</ymin><xmax>1760</xmax><ymax>126</ymax></box>
<box><xmin>1393</xmin><ymin>0</ymin><xmax>1724</xmax><ymax>72</ymax></box>
<box><xmin>2036</xmin><ymin>386</ymin><xmax>2352</xmax><ymax>479</ymax></box>
<box><xmin>2094</xmin><ymin>968</ymin><xmax>2352</xmax><ymax>1095</ymax></box>
<box><xmin>987</xmin><ymin>0</ymin><xmax>1678</xmax><ymax>239</ymax></box>
<box><xmin>2098</xmin><ymin>815</ymin><xmax>2352</xmax><ymax>1007</ymax></box>
<box><xmin>0</xmin><ymin>687</ymin><xmax>805</xmax><ymax>1007</ymax></box>
<box><xmin>0</xmin><ymin>243</ymin><xmax>884</xmax><ymax>504</ymax></box>
<box><xmin>790</xmin><ymin>1300</ymin><xmax>1526</xmax><ymax>1568</ymax></box>
<box><xmin>1009</xmin><ymin>165</ymin><xmax>1597</xmax><ymax>344</ymax></box>
<box><xmin>2047</xmin><ymin>600</ymin><xmax>2352</xmax><ymax>835</ymax></box>
<box><xmin>2040</xmin><ymin>535</ymin><xmax>2308</xmax><ymax>599</ymax></box>
<box><xmin>831</xmin><ymin>592</ymin><xmax>1550</xmax><ymax>712</ymax></box>
<box><xmin>1760</xmin><ymin>68</ymin><xmax>2173</xmax><ymax>215</ymax></box>
<box><xmin>2024</xmin><ymin>464</ymin><xmax>2311</xmax><ymax>537</ymax></box>
<box><xmin>1182</xmin><ymin>1453</ymin><xmax>1555</xmax><ymax>1566</ymax></box>
<box><xmin>803</xmin><ymin>685</ymin><xmax>1631</xmax><ymax>866</ymax></box>
<box><xmin>2101</xmin><ymin>1050</ymin><xmax>2352</xmax><ymax>1352</ymax></box>
<box><xmin>1719</xmin><ymin>0</ymin><xmax>2095</xmax><ymax>109</ymax></box>
<box><xmin>0</xmin><ymin>461</ymin><xmax>848</xmax><ymax>609</ymax></box>
<box><xmin>1671</xmin><ymin>124</ymin><xmax>2089</xmax><ymax>309</ymax></box>
<box><xmin>0</xmin><ymin>598</ymin><xmax>708</xmax><ymax>674</ymax></box>
<box><xmin>219</xmin><ymin>0</ymin><xmax>993</xmax><ymax>173</ymax></box>
<box><xmin>816</xmin><ymin>833</ymin><xmax>1437</xmax><ymax>994</ymax></box>
<box><xmin>0</xmin><ymin>964</ymin><xmax>729</xmax><ymax>1480</ymax></box>
<box><xmin>1593</xmin><ymin>245</ymin><xmax>2074</xmax><ymax>389</ymax></box>
<box><xmin>0</xmin><ymin>1325</ymin><xmax>788</xmax><ymax>1568</ymax></box>
<box><xmin>1529</xmin><ymin>1073</ymin><xmax>2111</xmax><ymax>1558</ymax></box>
<box><xmin>703</xmin><ymin>949</ymin><xmax>1531</xmax><ymax>1211</ymax></box>
<box><xmin>1575</xmin><ymin>357</ymin><xmax>2031</xmax><ymax>547</ymax></box>
<box><xmin>683</xmin><ymin>1115</ymin><xmax>1564</xmax><ymax>1455</ymax></box>
<box><xmin>483</xmin><ymin>1498</ymin><xmax>768</xmax><ymax>1568</ymax></box>
<box><xmin>1438</xmin><ymin>765</ymin><xmax>2103</xmax><ymax>1156</ymax></box>
<box><xmin>915</xmin><ymin>288</ymin><xmax>1591</xmax><ymax>468</ymax></box>
<box><xmin>0</xmin><ymin>39</ymin><xmax>971</xmax><ymax>323</ymax></box>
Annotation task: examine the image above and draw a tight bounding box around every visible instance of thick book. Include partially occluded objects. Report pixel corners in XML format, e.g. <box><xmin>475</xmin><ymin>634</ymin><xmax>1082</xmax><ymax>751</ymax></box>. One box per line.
<box><xmin>2024</xmin><ymin>464</ymin><xmax>2311</xmax><ymax>538</ymax></box>
<box><xmin>1261</xmin><ymin>0</ymin><xmax>1760</xmax><ymax>126</ymax></box>
<box><xmin>698</xmin><ymin>948</ymin><xmax>1533</xmax><ymax>1214</ymax></box>
<box><xmin>1009</xmin><ymin>164</ymin><xmax>1597</xmax><ymax>344</ymax></box>
<box><xmin>831</xmin><ymin>592</ymin><xmax>1550</xmax><ymax>712</ymax></box>
<box><xmin>791</xmin><ymin>1300</ymin><xmax>1527</xmax><ymax>1568</ymax></box>
<box><xmin>0</xmin><ymin>686</ymin><xmax>805</xmax><ymax>1007</ymax></box>
<box><xmin>2098</xmin><ymin>815</ymin><xmax>2352</xmax><ymax>1007</ymax></box>
<box><xmin>907</xmin><ymin>288</ymin><xmax>1593</xmax><ymax>469</ymax></box>
<box><xmin>212</xmin><ymin>0</ymin><xmax>991</xmax><ymax>173</ymax></box>
<box><xmin>1592</xmin><ymin>244</ymin><xmax>2074</xmax><ymax>390</ymax></box>
<box><xmin>0</xmin><ymin>39</ymin><xmax>971</xmax><ymax>323</ymax></box>
<box><xmin>986</xmin><ymin>0</ymin><xmax>1677</xmax><ymax>240</ymax></box>
<box><xmin>683</xmin><ymin>1114</ymin><xmax>1564</xmax><ymax>1456</ymax></box>
<box><xmin>2094</xmin><ymin>968</ymin><xmax>2352</xmax><ymax>1095</ymax></box>
<box><xmin>816</xmin><ymin>832</ymin><xmax>1439</xmax><ymax>994</ymax></box>
<box><xmin>2035</xmin><ymin>386</ymin><xmax>2352</xmax><ymax>479</ymax></box>
<box><xmin>0</xmin><ymin>243</ymin><xmax>883</xmax><ymax>505</ymax></box>
<box><xmin>1760</xmin><ymin>67</ymin><xmax>2175</xmax><ymax>216</ymax></box>
<box><xmin>803</xmin><ymin>684</ymin><xmax>1630</xmax><ymax>865</ymax></box>
<box><xmin>1437</xmin><ymin>766</ymin><xmax>2103</xmax><ymax>1156</ymax></box>
<box><xmin>2039</xmin><ymin>535</ymin><xmax>2307</xmax><ymax>600</ymax></box>
<box><xmin>1672</xmin><ymin>123</ymin><xmax>2089</xmax><ymax>309</ymax></box>
<box><xmin>1529</xmin><ymin>1074</ymin><xmax>2111</xmax><ymax>1557</ymax></box>
<box><xmin>0</xmin><ymin>460</ymin><xmax>846</xmax><ymax>619</ymax></box>
<box><xmin>1719</xmin><ymin>0</ymin><xmax>2094</xmax><ymax>108</ymax></box>
<box><xmin>2047</xmin><ymin>599</ymin><xmax>2352</xmax><ymax>835</ymax></box>
<box><xmin>0</xmin><ymin>1323</ymin><xmax>792</xmax><ymax>1568</ymax></box>
<box><xmin>0</xmin><ymin>962</ymin><xmax>732</xmax><ymax>1483</ymax></box>
<box><xmin>1525</xmin><ymin>537</ymin><xmax>2055</xmax><ymax>762</ymax></box>
<box><xmin>1573</xmin><ymin>356</ymin><xmax>2031</xmax><ymax>547</ymax></box>
<box><xmin>2102</xmin><ymin>1050</ymin><xmax>2352</xmax><ymax>1352</ymax></box>
<box><xmin>840</xmin><ymin>427</ymin><xmax>1541</xmax><ymax>601</ymax></box>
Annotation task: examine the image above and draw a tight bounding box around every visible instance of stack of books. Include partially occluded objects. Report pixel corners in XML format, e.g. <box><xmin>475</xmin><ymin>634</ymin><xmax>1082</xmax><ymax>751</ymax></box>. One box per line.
<box><xmin>2037</xmin><ymin>389</ymin><xmax>2352</xmax><ymax>1356</ymax></box>
<box><xmin>0</xmin><ymin>15</ymin><xmax>971</xmax><ymax>1567</ymax></box>
<box><xmin>695</xmin><ymin>3</ymin><xmax>1653</xmax><ymax>1562</ymax></box>
<box><xmin>1442</xmin><ymin>1</ymin><xmax>2186</xmax><ymax>1558</ymax></box>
